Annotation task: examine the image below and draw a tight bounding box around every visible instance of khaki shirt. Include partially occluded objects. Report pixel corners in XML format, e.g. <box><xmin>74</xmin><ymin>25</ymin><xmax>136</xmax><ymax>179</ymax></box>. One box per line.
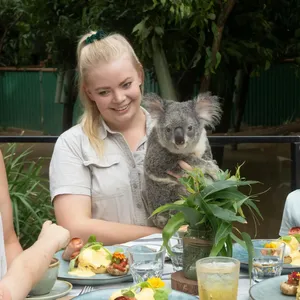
<box><xmin>49</xmin><ymin>109</ymin><xmax>153</xmax><ymax>226</ymax></box>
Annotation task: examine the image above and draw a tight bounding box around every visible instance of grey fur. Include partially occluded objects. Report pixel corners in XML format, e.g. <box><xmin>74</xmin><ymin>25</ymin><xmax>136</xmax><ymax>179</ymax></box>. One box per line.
<box><xmin>142</xmin><ymin>92</ymin><xmax>222</xmax><ymax>228</ymax></box>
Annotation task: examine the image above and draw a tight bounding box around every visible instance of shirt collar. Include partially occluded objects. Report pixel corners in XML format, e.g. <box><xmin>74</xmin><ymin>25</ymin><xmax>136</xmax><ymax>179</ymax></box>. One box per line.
<box><xmin>98</xmin><ymin>107</ymin><xmax>153</xmax><ymax>140</ymax></box>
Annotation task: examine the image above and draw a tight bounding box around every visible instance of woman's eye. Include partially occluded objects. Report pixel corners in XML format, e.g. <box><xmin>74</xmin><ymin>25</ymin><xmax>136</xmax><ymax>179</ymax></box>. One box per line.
<box><xmin>188</xmin><ymin>126</ymin><xmax>193</xmax><ymax>131</ymax></box>
<box><xmin>99</xmin><ymin>90</ymin><xmax>109</xmax><ymax>96</ymax></box>
<box><xmin>123</xmin><ymin>82</ymin><xmax>132</xmax><ymax>89</ymax></box>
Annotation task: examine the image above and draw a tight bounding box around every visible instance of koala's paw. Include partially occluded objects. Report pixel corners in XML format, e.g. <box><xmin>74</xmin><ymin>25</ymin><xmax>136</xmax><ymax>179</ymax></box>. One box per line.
<box><xmin>203</xmin><ymin>161</ymin><xmax>220</xmax><ymax>181</ymax></box>
<box><xmin>152</xmin><ymin>214</ymin><xmax>169</xmax><ymax>229</ymax></box>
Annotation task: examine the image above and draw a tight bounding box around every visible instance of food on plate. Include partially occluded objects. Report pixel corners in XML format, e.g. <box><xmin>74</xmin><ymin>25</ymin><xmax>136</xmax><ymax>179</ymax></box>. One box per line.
<box><xmin>289</xmin><ymin>227</ymin><xmax>300</xmax><ymax>244</ymax></box>
<box><xmin>110</xmin><ymin>277</ymin><xmax>170</xmax><ymax>300</ymax></box>
<box><xmin>280</xmin><ymin>271</ymin><xmax>300</xmax><ymax>295</ymax></box>
<box><xmin>289</xmin><ymin>227</ymin><xmax>300</xmax><ymax>235</ymax></box>
<box><xmin>107</xmin><ymin>252</ymin><xmax>129</xmax><ymax>276</ymax></box>
<box><xmin>262</xmin><ymin>235</ymin><xmax>300</xmax><ymax>266</ymax></box>
<box><xmin>62</xmin><ymin>237</ymin><xmax>84</xmax><ymax>261</ymax></box>
<box><xmin>277</xmin><ymin>236</ymin><xmax>300</xmax><ymax>265</ymax></box>
<box><xmin>67</xmin><ymin>235</ymin><xmax>129</xmax><ymax>277</ymax></box>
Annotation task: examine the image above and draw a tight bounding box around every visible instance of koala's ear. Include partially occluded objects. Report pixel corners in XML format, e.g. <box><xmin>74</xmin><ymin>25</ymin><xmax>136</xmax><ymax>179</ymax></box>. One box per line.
<box><xmin>142</xmin><ymin>93</ymin><xmax>165</xmax><ymax>119</ymax></box>
<box><xmin>194</xmin><ymin>92</ymin><xmax>222</xmax><ymax>129</ymax></box>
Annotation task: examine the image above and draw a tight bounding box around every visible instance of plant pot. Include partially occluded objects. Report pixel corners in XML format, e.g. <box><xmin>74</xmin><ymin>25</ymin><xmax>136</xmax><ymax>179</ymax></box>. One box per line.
<box><xmin>182</xmin><ymin>227</ymin><xmax>214</xmax><ymax>280</ymax></box>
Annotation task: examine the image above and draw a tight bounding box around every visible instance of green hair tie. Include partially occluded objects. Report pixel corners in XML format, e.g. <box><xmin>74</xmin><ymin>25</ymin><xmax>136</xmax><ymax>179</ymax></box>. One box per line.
<box><xmin>85</xmin><ymin>30</ymin><xmax>106</xmax><ymax>45</ymax></box>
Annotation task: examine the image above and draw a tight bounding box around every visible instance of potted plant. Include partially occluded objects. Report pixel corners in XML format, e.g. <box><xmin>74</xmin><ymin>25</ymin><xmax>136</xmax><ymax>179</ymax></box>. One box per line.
<box><xmin>152</xmin><ymin>164</ymin><xmax>263</xmax><ymax>280</ymax></box>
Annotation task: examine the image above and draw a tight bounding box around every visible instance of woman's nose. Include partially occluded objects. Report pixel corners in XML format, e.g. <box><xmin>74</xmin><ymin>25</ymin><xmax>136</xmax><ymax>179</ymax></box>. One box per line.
<box><xmin>113</xmin><ymin>90</ymin><xmax>126</xmax><ymax>103</ymax></box>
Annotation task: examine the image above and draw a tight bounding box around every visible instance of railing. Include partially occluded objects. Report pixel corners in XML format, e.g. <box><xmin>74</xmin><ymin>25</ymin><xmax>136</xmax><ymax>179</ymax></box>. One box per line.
<box><xmin>1</xmin><ymin>135</ymin><xmax>300</xmax><ymax>190</ymax></box>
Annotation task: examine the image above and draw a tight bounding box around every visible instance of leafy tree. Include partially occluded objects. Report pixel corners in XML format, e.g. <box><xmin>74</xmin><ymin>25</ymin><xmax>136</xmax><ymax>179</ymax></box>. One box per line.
<box><xmin>1</xmin><ymin>0</ymin><xmax>300</xmax><ymax>154</ymax></box>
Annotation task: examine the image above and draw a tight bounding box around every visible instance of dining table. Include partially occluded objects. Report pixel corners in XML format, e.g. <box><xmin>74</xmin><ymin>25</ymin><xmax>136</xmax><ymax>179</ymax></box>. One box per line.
<box><xmin>58</xmin><ymin>234</ymin><xmax>253</xmax><ymax>300</ymax></box>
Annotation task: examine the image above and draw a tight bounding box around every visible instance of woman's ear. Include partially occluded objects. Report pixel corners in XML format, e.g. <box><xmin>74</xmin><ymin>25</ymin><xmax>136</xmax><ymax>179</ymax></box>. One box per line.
<box><xmin>137</xmin><ymin>63</ymin><xmax>144</xmax><ymax>85</ymax></box>
<box><xmin>83</xmin><ymin>85</ymin><xmax>95</xmax><ymax>102</ymax></box>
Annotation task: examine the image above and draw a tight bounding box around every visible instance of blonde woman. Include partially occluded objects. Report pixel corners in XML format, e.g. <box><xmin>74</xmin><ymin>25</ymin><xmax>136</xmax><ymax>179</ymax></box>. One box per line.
<box><xmin>0</xmin><ymin>150</ymin><xmax>70</xmax><ymax>300</ymax></box>
<box><xmin>50</xmin><ymin>31</ymin><xmax>162</xmax><ymax>245</ymax></box>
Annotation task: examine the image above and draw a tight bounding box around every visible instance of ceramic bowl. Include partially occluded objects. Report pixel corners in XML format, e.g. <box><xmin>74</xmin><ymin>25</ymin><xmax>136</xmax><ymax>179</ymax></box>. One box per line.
<box><xmin>29</xmin><ymin>257</ymin><xmax>59</xmax><ymax>296</ymax></box>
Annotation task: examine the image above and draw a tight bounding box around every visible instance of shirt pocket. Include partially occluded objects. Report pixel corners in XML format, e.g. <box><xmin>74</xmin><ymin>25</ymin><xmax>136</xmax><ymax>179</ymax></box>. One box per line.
<box><xmin>83</xmin><ymin>155</ymin><xmax>128</xmax><ymax>198</ymax></box>
<box><xmin>83</xmin><ymin>155</ymin><xmax>134</xmax><ymax>223</ymax></box>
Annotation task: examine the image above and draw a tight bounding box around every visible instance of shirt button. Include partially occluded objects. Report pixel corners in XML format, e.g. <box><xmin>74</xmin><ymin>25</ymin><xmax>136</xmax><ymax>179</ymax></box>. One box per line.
<box><xmin>133</xmin><ymin>183</ymin><xmax>138</xmax><ymax>189</ymax></box>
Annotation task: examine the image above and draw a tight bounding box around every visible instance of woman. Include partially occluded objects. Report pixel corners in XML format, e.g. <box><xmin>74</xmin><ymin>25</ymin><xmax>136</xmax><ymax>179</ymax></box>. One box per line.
<box><xmin>50</xmin><ymin>31</ymin><xmax>164</xmax><ymax>245</ymax></box>
<box><xmin>0</xmin><ymin>150</ymin><xmax>70</xmax><ymax>300</ymax></box>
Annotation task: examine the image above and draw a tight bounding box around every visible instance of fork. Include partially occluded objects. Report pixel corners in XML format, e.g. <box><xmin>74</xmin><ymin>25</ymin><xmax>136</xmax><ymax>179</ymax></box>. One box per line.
<box><xmin>78</xmin><ymin>285</ymin><xmax>94</xmax><ymax>295</ymax></box>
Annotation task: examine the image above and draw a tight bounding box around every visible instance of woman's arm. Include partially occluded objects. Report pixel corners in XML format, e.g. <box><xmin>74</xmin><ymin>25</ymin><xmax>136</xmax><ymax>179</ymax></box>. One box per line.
<box><xmin>0</xmin><ymin>151</ymin><xmax>22</xmax><ymax>265</ymax></box>
<box><xmin>54</xmin><ymin>194</ymin><xmax>161</xmax><ymax>245</ymax></box>
<box><xmin>0</xmin><ymin>221</ymin><xmax>70</xmax><ymax>300</ymax></box>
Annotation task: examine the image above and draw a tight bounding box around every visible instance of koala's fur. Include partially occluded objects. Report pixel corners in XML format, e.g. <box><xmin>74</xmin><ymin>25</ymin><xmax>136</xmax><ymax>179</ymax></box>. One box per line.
<box><xmin>142</xmin><ymin>92</ymin><xmax>222</xmax><ymax>229</ymax></box>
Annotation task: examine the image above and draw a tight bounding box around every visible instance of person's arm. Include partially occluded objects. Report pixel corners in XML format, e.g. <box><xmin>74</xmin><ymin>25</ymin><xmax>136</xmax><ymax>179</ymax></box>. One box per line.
<box><xmin>54</xmin><ymin>194</ymin><xmax>161</xmax><ymax>245</ymax></box>
<box><xmin>0</xmin><ymin>221</ymin><xmax>70</xmax><ymax>300</ymax></box>
<box><xmin>0</xmin><ymin>151</ymin><xmax>22</xmax><ymax>265</ymax></box>
<box><xmin>279</xmin><ymin>190</ymin><xmax>300</xmax><ymax>236</ymax></box>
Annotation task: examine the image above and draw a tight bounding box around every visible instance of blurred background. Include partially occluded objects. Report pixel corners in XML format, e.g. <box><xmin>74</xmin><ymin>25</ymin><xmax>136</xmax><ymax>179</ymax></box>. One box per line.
<box><xmin>1</xmin><ymin>0</ymin><xmax>300</xmax><ymax>245</ymax></box>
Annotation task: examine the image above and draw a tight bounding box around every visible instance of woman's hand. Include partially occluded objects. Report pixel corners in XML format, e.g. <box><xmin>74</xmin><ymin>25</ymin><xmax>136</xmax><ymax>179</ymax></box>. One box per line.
<box><xmin>167</xmin><ymin>160</ymin><xmax>193</xmax><ymax>179</ymax></box>
<box><xmin>38</xmin><ymin>220</ymin><xmax>70</xmax><ymax>251</ymax></box>
<box><xmin>0</xmin><ymin>281</ymin><xmax>11</xmax><ymax>300</ymax></box>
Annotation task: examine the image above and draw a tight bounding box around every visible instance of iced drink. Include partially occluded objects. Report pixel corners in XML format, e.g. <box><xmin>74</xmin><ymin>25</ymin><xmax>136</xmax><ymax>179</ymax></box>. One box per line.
<box><xmin>196</xmin><ymin>257</ymin><xmax>240</xmax><ymax>300</ymax></box>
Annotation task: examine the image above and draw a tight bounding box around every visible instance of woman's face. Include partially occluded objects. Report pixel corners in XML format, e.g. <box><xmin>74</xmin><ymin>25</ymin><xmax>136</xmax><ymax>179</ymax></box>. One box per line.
<box><xmin>84</xmin><ymin>55</ymin><xmax>143</xmax><ymax>130</ymax></box>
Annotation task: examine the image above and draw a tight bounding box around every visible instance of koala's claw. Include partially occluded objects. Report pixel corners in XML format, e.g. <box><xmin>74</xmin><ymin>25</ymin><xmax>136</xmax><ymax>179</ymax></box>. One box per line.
<box><xmin>151</xmin><ymin>214</ymin><xmax>169</xmax><ymax>229</ymax></box>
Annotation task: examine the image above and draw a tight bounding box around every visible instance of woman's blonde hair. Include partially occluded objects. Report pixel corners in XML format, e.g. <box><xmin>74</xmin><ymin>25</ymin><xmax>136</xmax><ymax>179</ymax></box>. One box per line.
<box><xmin>76</xmin><ymin>31</ymin><xmax>144</xmax><ymax>156</ymax></box>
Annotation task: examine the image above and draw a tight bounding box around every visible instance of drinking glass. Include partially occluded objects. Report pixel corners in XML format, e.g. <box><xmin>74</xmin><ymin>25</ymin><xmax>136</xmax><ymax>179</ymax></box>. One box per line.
<box><xmin>127</xmin><ymin>244</ymin><xmax>166</xmax><ymax>283</ymax></box>
<box><xmin>168</xmin><ymin>233</ymin><xmax>183</xmax><ymax>272</ymax></box>
<box><xmin>252</xmin><ymin>239</ymin><xmax>285</xmax><ymax>283</ymax></box>
<box><xmin>196</xmin><ymin>256</ymin><xmax>240</xmax><ymax>300</ymax></box>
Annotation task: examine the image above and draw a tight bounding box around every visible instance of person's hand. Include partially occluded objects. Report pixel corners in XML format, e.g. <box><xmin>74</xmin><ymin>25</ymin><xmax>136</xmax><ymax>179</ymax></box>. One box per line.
<box><xmin>38</xmin><ymin>220</ymin><xmax>70</xmax><ymax>250</ymax></box>
<box><xmin>167</xmin><ymin>160</ymin><xmax>193</xmax><ymax>179</ymax></box>
<box><xmin>0</xmin><ymin>281</ymin><xmax>12</xmax><ymax>300</ymax></box>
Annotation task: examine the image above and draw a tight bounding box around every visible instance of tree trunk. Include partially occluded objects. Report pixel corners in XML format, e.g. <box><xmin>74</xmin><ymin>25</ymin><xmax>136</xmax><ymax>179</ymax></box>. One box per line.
<box><xmin>152</xmin><ymin>36</ymin><xmax>178</xmax><ymax>101</ymax></box>
<box><xmin>233</xmin><ymin>68</ymin><xmax>251</xmax><ymax>133</ymax></box>
<box><xmin>231</xmin><ymin>68</ymin><xmax>251</xmax><ymax>150</ymax></box>
<box><xmin>210</xmin><ymin>66</ymin><xmax>236</xmax><ymax>167</ymax></box>
<box><xmin>177</xmin><ymin>66</ymin><xmax>201</xmax><ymax>102</ymax></box>
<box><xmin>200</xmin><ymin>0</ymin><xmax>236</xmax><ymax>92</ymax></box>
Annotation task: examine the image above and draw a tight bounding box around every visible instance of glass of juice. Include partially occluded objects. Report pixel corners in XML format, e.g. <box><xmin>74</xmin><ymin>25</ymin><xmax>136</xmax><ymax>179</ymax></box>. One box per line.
<box><xmin>196</xmin><ymin>256</ymin><xmax>240</xmax><ymax>300</ymax></box>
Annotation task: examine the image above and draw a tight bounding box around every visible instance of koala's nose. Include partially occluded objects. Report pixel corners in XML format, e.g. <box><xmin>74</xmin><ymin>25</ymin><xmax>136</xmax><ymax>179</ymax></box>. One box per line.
<box><xmin>174</xmin><ymin>127</ymin><xmax>185</xmax><ymax>145</ymax></box>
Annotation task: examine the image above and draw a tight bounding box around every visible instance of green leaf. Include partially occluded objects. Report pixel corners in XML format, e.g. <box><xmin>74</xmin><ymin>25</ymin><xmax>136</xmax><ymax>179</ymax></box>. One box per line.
<box><xmin>210</xmin><ymin>237</ymin><xmax>227</xmax><ymax>256</ymax></box>
<box><xmin>244</xmin><ymin>199</ymin><xmax>263</xmax><ymax>220</ymax></box>
<box><xmin>154</xmin><ymin>26</ymin><xmax>164</xmax><ymax>36</ymax></box>
<box><xmin>152</xmin><ymin>204</ymin><xmax>202</xmax><ymax>227</ymax></box>
<box><xmin>91</xmin><ymin>245</ymin><xmax>101</xmax><ymax>251</ymax></box>
<box><xmin>122</xmin><ymin>290</ymin><xmax>135</xmax><ymax>298</ymax></box>
<box><xmin>241</xmin><ymin>232</ymin><xmax>254</xmax><ymax>280</ymax></box>
<box><xmin>208</xmin><ymin>204</ymin><xmax>246</xmax><ymax>223</ymax></box>
<box><xmin>198</xmin><ymin>200</ymin><xmax>217</xmax><ymax>233</ymax></box>
<box><xmin>162</xmin><ymin>212</ymin><xmax>185</xmax><ymax>253</ymax></box>
<box><xmin>68</xmin><ymin>256</ymin><xmax>78</xmax><ymax>271</ymax></box>
<box><xmin>88</xmin><ymin>235</ymin><xmax>97</xmax><ymax>243</ymax></box>
<box><xmin>211</xmin><ymin>21</ymin><xmax>218</xmax><ymax>37</ymax></box>
<box><xmin>215</xmin><ymin>52</ymin><xmax>221</xmax><ymax>69</ymax></box>
<box><xmin>265</xmin><ymin>60</ymin><xmax>271</xmax><ymax>70</ymax></box>
<box><xmin>279</xmin><ymin>235</ymin><xmax>292</xmax><ymax>242</ymax></box>
<box><xmin>214</xmin><ymin>223</ymin><xmax>232</xmax><ymax>245</ymax></box>
<box><xmin>226</xmin><ymin>235</ymin><xmax>233</xmax><ymax>257</ymax></box>
<box><xmin>113</xmin><ymin>248</ymin><xmax>124</xmax><ymax>253</ymax></box>
<box><xmin>230</xmin><ymin>232</ymin><xmax>246</xmax><ymax>249</ymax></box>
<box><xmin>198</xmin><ymin>180</ymin><xmax>259</xmax><ymax>200</ymax></box>
<box><xmin>140</xmin><ymin>282</ymin><xmax>151</xmax><ymax>289</ymax></box>
<box><xmin>154</xmin><ymin>288</ymin><xmax>171</xmax><ymax>300</ymax></box>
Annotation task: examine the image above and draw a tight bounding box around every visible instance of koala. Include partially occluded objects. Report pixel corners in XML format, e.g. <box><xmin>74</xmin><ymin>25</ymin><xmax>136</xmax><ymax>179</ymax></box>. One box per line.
<box><xmin>142</xmin><ymin>92</ymin><xmax>222</xmax><ymax>229</ymax></box>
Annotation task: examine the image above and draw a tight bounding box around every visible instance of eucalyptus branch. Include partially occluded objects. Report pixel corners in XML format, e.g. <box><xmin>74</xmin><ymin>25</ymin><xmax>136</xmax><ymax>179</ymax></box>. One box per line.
<box><xmin>200</xmin><ymin>0</ymin><xmax>237</xmax><ymax>92</ymax></box>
